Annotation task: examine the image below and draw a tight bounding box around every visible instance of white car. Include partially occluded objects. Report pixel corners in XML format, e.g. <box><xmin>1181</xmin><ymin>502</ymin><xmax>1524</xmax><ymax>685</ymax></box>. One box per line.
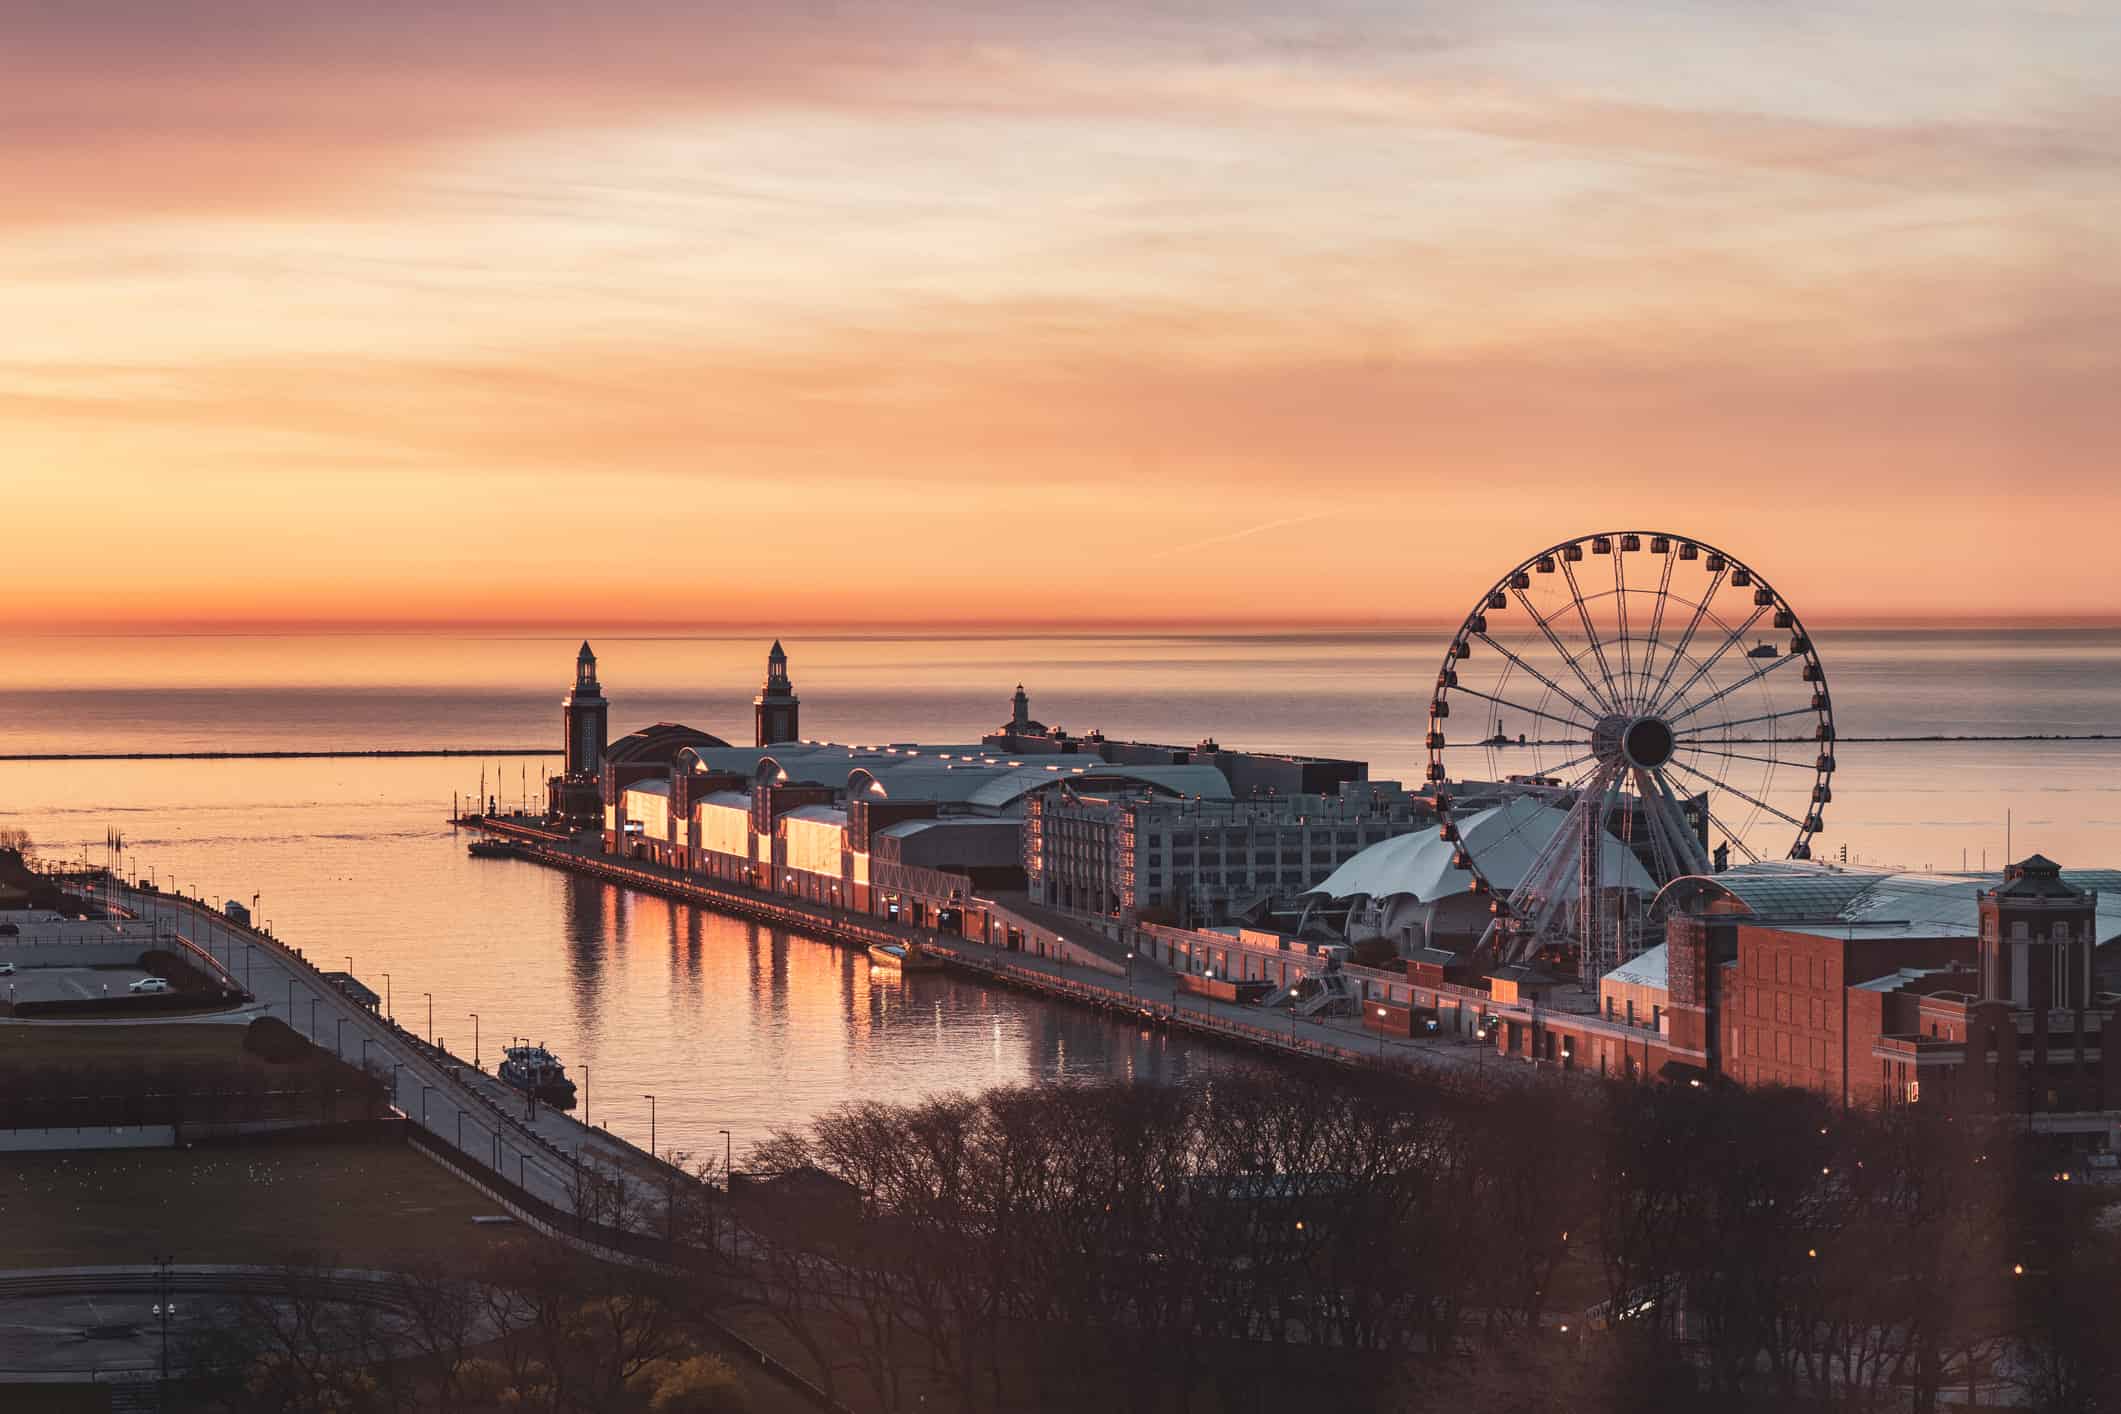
<box><xmin>0</xmin><ymin>961</ymin><xmax>14</xmax><ymax>976</ymax></box>
<box><xmin>129</xmin><ymin>976</ymin><xmax>173</xmax><ymax>994</ymax></box>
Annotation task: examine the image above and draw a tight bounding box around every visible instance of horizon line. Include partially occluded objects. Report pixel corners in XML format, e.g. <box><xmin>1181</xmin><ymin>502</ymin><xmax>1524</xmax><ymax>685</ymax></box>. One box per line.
<box><xmin>9</xmin><ymin>613</ymin><xmax>2121</xmax><ymax>638</ymax></box>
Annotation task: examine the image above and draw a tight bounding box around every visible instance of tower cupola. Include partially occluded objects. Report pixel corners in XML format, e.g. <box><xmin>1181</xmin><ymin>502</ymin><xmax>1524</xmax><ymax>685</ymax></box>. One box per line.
<box><xmin>561</xmin><ymin>639</ymin><xmax>609</xmax><ymax>778</ymax></box>
<box><xmin>754</xmin><ymin>640</ymin><xmax>800</xmax><ymax>746</ymax></box>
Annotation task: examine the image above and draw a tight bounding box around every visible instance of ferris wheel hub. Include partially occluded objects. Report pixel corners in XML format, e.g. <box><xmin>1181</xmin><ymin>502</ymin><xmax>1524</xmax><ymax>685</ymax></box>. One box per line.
<box><xmin>1592</xmin><ymin>713</ymin><xmax>1677</xmax><ymax>770</ymax></box>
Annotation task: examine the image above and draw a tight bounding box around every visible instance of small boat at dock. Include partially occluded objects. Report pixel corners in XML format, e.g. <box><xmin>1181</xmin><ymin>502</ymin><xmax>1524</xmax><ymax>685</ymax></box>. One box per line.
<box><xmin>499</xmin><ymin>1042</ymin><xmax>577</xmax><ymax>1104</ymax></box>
<box><xmin>868</xmin><ymin>941</ymin><xmax>944</xmax><ymax>972</ymax></box>
<box><xmin>468</xmin><ymin>838</ymin><xmax>520</xmax><ymax>859</ymax></box>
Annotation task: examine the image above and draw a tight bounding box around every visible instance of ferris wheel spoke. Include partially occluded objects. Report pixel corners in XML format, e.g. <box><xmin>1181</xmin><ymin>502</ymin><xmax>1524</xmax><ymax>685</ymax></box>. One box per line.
<box><xmin>1643</xmin><ymin>566</ymin><xmax>1728</xmax><ymax>710</ymax></box>
<box><xmin>1446</xmin><ymin>683</ymin><xmax>1597</xmax><ymax>742</ymax></box>
<box><xmin>1559</xmin><ymin>557</ymin><xmax>1628</xmax><ymax>712</ymax></box>
<box><xmin>1671</xmin><ymin>705</ymin><xmax>1819</xmax><ymax>737</ymax></box>
<box><xmin>1700</xmin><ymin>804</ymin><xmax>1764</xmax><ymax>866</ymax></box>
<box><xmin>1635</xmin><ymin>548</ymin><xmax>1679</xmax><ymax>710</ymax></box>
<box><xmin>1675</xmin><ymin>741</ymin><xmax>1805</xmax><ymax>773</ymax></box>
<box><xmin>1663</xmin><ymin>756</ymin><xmax>1808</xmax><ymax>835</ymax></box>
<box><xmin>1648</xmin><ymin>603</ymin><xmax>1770</xmax><ymax>719</ymax></box>
<box><xmin>1662</xmin><ymin>647</ymin><xmax>1803</xmax><ymax>727</ymax></box>
<box><xmin>1612</xmin><ymin>546</ymin><xmax>1637</xmax><ymax>709</ymax></box>
<box><xmin>1478</xmin><ymin>625</ymin><xmax>1607</xmax><ymax>724</ymax></box>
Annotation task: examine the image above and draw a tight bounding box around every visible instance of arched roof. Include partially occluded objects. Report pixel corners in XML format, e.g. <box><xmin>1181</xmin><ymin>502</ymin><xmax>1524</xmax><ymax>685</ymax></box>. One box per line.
<box><xmin>1657</xmin><ymin>861</ymin><xmax>2121</xmax><ymax>942</ymax></box>
<box><xmin>1307</xmin><ymin>795</ymin><xmax>1656</xmax><ymax>904</ymax></box>
<box><xmin>606</xmin><ymin>722</ymin><xmax>732</xmax><ymax>766</ymax></box>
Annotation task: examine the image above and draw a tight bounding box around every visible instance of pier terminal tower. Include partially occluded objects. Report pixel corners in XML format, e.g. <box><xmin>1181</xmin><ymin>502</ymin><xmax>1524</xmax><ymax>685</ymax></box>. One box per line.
<box><xmin>755</xmin><ymin>640</ymin><xmax>800</xmax><ymax>746</ymax></box>
<box><xmin>546</xmin><ymin>641</ymin><xmax>609</xmax><ymax>824</ymax></box>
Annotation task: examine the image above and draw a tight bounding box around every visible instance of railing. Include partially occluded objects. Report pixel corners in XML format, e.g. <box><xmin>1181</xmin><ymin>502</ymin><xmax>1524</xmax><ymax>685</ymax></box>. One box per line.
<box><xmin>402</xmin><ymin>1125</ymin><xmax>853</xmax><ymax>1413</ymax></box>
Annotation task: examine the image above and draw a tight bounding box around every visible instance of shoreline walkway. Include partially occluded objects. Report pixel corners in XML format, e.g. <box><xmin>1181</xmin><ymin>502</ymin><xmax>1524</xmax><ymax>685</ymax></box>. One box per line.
<box><xmin>95</xmin><ymin>883</ymin><xmax>681</xmax><ymax>1214</ymax></box>
<box><xmin>471</xmin><ymin>828</ymin><xmax>1516</xmax><ymax>1087</ymax></box>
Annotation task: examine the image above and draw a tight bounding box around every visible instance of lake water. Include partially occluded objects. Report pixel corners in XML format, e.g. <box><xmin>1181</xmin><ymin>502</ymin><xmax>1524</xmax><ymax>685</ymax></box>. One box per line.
<box><xmin>3</xmin><ymin>628</ymin><xmax>2118</xmax><ymax>1159</ymax></box>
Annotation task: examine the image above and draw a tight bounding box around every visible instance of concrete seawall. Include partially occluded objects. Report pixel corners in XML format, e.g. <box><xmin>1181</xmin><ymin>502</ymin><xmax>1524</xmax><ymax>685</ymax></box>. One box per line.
<box><xmin>467</xmin><ymin>827</ymin><xmax>1511</xmax><ymax>1087</ymax></box>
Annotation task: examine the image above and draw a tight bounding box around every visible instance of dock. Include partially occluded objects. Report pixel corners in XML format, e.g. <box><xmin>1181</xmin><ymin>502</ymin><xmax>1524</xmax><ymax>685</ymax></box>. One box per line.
<box><xmin>460</xmin><ymin>817</ymin><xmax>1512</xmax><ymax>1087</ymax></box>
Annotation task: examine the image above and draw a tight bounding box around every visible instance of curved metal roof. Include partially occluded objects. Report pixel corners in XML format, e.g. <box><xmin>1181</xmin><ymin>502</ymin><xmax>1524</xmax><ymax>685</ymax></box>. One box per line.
<box><xmin>1657</xmin><ymin>861</ymin><xmax>2121</xmax><ymax>943</ymax></box>
<box><xmin>1307</xmin><ymin>795</ymin><xmax>1655</xmax><ymax>905</ymax></box>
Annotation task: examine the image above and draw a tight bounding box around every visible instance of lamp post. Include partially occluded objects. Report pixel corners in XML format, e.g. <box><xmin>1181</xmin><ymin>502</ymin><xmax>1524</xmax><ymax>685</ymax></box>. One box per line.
<box><xmin>382</xmin><ymin>972</ymin><xmax>391</xmax><ymax>1020</ymax></box>
<box><xmin>469</xmin><ymin>1012</ymin><xmax>480</xmax><ymax>1068</ymax></box>
<box><xmin>720</xmin><ymin>1128</ymin><xmax>732</xmax><ymax>1180</ymax></box>
<box><xmin>424</xmin><ymin>992</ymin><xmax>433</xmax><ymax>1044</ymax></box>
<box><xmin>421</xmin><ymin>1085</ymin><xmax>434</xmax><ymax>1127</ymax></box>
<box><xmin>310</xmin><ymin>996</ymin><xmax>318</xmax><ymax>1039</ymax></box>
<box><xmin>644</xmin><ymin>1094</ymin><xmax>656</xmax><ymax>1158</ymax></box>
<box><xmin>1375</xmin><ymin>1006</ymin><xmax>1388</xmax><ymax>1059</ymax></box>
<box><xmin>287</xmin><ymin>977</ymin><xmax>296</xmax><ymax>1021</ymax></box>
<box><xmin>153</xmin><ymin>1252</ymin><xmax>175</xmax><ymax>1394</ymax></box>
<box><xmin>582</xmin><ymin>1064</ymin><xmax>590</xmax><ymax>1123</ymax></box>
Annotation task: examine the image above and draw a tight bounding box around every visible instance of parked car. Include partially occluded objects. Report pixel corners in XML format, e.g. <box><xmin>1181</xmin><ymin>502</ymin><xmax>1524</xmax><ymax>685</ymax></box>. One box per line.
<box><xmin>0</xmin><ymin>960</ymin><xmax>14</xmax><ymax>976</ymax></box>
<box><xmin>129</xmin><ymin>976</ymin><xmax>173</xmax><ymax>994</ymax></box>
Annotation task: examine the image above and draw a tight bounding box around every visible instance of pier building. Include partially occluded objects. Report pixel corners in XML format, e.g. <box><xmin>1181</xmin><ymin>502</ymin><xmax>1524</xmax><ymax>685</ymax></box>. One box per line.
<box><xmin>1024</xmin><ymin>782</ymin><xmax>1434</xmax><ymax>927</ymax></box>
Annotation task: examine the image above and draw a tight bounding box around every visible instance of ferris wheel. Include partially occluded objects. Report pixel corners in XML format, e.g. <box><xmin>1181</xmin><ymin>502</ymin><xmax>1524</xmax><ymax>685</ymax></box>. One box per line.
<box><xmin>1426</xmin><ymin>532</ymin><xmax>1835</xmax><ymax>980</ymax></box>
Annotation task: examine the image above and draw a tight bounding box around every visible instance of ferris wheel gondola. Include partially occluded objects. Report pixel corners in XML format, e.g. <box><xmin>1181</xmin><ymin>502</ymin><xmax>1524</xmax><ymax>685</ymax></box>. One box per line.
<box><xmin>1427</xmin><ymin>532</ymin><xmax>1835</xmax><ymax>982</ymax></box>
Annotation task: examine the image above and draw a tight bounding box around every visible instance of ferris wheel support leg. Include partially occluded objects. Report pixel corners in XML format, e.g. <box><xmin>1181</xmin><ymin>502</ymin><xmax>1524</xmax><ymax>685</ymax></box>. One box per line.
<box><xmin>1501</xmin><ymin>761</ymin><xmax>1622</xmax><ymax>964</ymax></box>
<box><xmin>1645</xmin><ymin>769</ymin><xmax>1715</xmax><ymax>877</ymax></box>
<box><xmin>1579</xmin><ymin>770</ymin><xmax>1630</xmax><ymax>987</ymax></box>
<box><xmin>1629</xmin><ymin>767</ymin><xmax>1688</xmax><ymax>887</ymax></box>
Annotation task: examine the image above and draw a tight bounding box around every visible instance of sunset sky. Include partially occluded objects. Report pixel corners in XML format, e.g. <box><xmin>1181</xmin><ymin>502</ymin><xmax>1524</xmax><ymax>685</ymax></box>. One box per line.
<box><xmin>7</xmin><ymin>0</ymin><xmax>2117</xmax><ymax>629</ymax></box>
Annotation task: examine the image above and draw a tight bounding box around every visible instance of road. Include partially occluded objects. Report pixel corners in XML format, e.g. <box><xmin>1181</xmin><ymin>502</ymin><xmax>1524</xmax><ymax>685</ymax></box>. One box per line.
<box><xmin>103</xmin><ymin>884</ymin><xmax>674</xmax><ymax>1217</ymax></box>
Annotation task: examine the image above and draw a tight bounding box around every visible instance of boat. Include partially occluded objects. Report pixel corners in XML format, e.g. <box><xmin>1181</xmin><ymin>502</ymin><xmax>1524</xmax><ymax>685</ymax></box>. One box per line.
<box><xmin>498</xmin><ymin>1042</ymin><xmax>577</xmax><ymax>1104</ymax></box>
<box><xmin>1746</xmin><ymin>641</ymin><xmax>1779</xmax><ymax>659</ymax></box>
<box><xmin>467</xmin><ymin>838</ymin><xmax>519</xmax><ymax>859</ymax></box>
<box><xmin>867</xmin><ymin>941</ymin><xmax>944</xmax><ymax>972</ymax></box>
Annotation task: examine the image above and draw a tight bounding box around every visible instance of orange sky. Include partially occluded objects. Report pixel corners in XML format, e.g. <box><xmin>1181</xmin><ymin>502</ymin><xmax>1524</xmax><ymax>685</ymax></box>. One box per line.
<box><xmin>5</xmin><ymin>1</ymin><xmax>2117</xmax><ymax>629</ymax></box>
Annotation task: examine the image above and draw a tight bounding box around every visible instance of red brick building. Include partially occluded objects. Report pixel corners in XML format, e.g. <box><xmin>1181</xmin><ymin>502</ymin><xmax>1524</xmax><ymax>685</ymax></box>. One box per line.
<box><xmin>1655</xmin><ymin>856</ymin><xmax>2121</xmax><ymax>1142</ymax></box>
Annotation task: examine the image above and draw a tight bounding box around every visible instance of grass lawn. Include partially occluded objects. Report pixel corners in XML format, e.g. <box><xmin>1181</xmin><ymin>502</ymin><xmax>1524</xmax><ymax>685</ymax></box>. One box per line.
<box><xmin>0</xmin><ymin>1134</ymin><xmax>530</xmax><ymax>1271</ymax></box>
<box><xmin>0</xmin><ymin>1020</ymin><xmax>263</xmax><ymax>1065</ymax></box>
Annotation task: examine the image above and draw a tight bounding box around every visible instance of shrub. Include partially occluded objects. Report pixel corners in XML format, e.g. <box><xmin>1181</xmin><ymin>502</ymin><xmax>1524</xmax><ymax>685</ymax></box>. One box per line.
<box><xmin>649</xmin><ymin>1355</ymin><xmax>751</xmax><ymax>1413</ymax></box>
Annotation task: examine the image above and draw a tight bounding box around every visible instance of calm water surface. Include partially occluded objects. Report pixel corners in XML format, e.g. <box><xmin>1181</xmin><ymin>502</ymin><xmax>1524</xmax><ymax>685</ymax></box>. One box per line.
<box><xmin>3</xmin><ymin>629</ymin><xmax>2119</xmax><ymax>1158</ymax></box>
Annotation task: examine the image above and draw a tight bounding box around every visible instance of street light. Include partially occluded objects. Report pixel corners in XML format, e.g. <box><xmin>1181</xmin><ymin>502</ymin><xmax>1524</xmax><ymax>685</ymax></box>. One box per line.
<box><xmin>421</xmin><ymin>1085</ymin><xmax>434</xmax><ymax>1127</ymax></box>
<box><xmin>153</xmin><ymin>1252</ymin><xmax>176</xmax><ymax>1392</ymax></box>
<box><xmin>644</xmin><ymin>1094</ymin><xmax>656</xmax><ymax>1157</ymax></box>
<box><xmin>1375</xmin><ymin>1006</ymin><xmax>1388</xmax><ymax>1059</ymax></box>
<box><xmin>720</xmin><ymin>1128</ymin><xmax>732</xmax><ymax>1180</ymax></box>
<box><xmin>582</xmin><ymin>1064</ymin><xmax>590</xmax><ymax>1123</ymax></box>
<box><xmin>469</xmin><ymin>1012</ymin><xmax>480</xmax><ymax>1068</ymax></box>
<box><xmin>424</xmin><ymin>992</ymin><xmax>433</xmax><ymax>1044</ymax></box>
<box><xmin>382</xmin><ymin>972</ymin><xmax>391</xmax><ymax>1019</ymax></box>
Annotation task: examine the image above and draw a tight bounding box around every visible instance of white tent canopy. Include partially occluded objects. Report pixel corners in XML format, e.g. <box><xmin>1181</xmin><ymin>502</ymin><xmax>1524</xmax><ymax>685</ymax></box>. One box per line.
<box><xmin>1310</xmin><ymin>794</ymin><xmax>1657</xmax><ymax>905</ymax></box>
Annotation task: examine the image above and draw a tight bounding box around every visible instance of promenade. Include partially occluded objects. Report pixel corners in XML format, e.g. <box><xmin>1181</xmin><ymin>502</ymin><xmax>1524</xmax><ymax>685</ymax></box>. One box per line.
<box><xmin>96</xmin><ymin>883</ymin><xmax>681</xmax><ymax>1214</ymax></box>
<box><xmin>478</xmin><ymin>830</ymin><xmax>1516</xmax><ymax>1087</ymax></box>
